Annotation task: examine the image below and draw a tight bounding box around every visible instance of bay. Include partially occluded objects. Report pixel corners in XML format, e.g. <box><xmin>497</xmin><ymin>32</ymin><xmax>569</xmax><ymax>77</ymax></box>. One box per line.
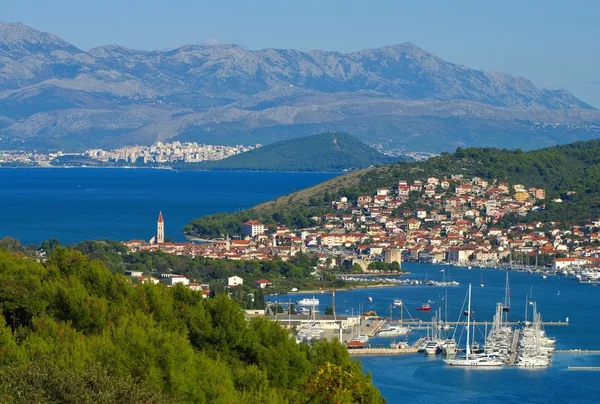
<box><xmin>290</xmin><ymin>263</ymin><xmax>600</xmax><ymax>404</ymax></box>
<box><xmin>0</xmin><ymin>168</ymin><xmax>338</xmax><ymax>245</ymax></box>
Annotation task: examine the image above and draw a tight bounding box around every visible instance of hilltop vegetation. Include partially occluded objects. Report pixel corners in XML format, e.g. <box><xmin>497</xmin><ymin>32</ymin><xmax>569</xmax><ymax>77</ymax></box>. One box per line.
<box><xmin>184</xmin><ymin>133</ymin><xmax>399</xmax><ymax>172</ymax></box>
<box><xmin>185</xmin><ymin>140</ymin><xmax>600</xmax><ymax>237</ymax></box>
<box><xmin>0</xmin><ymin>246</ymin><xmax>383</xmax><ymax>403</ymax></box>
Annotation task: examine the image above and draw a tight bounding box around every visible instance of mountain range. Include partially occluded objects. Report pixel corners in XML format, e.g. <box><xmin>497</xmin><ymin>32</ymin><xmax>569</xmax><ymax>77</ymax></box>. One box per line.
<box><xmin>1</xmin><ymin>22</ymin><xmax>600</xmax><ymax>152</ymax></box>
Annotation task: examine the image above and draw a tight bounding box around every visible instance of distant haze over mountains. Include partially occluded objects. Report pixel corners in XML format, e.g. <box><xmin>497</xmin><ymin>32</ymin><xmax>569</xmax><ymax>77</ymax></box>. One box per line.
<box><xmin>1</xmin><ymin>22</ymin><xmax>599</xmax><ymax>152</ymax></box>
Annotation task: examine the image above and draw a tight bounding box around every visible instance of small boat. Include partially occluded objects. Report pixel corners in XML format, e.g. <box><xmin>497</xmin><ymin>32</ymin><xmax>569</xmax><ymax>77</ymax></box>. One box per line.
<box><xmin>542</xmin><ymin>274</ymin><xmax>547</xmax><ymax>279</ymax></box>
<box><xmin>393</xmin><ymin>299</ymin><xmax>403</xmax><ymax>307</ymax></box>
<box><xmin>424</xmin><ymin>341</ymin><xmax>440</xmax><ymax>355</ymax></box>
<box><xmin>416</xmin><ymin>303</ymin><xmax>432</xmax><ymax>312</ymax></box>
<box><xmin>467</xmin><ymin>266</ymin><xmax>473</xmax><ymax>270</ymax></box>
<box><xmin>297</xmin><ymin>297</ymin><xmax>320</xmax><ymax>306</ymax></box>
<box><xmin>368</xmin><ymin>296</ymin><xmax>373</xmax><ymax>302</ymax></box>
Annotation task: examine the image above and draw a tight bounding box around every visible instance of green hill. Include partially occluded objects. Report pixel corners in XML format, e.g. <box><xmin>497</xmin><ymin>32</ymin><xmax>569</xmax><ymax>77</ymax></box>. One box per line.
<box><xmin>185</xmin><ymin>133</ymin><xmax>402</xmax><ymax>172</ymax></box>
<box><xmin>185</xmin><ymin>139</ymin><xmax>600</xmax><ymax>237</ymax></box>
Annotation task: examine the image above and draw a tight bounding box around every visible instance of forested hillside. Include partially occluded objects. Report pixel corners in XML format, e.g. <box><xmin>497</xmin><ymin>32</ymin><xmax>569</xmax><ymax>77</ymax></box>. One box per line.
<box><xmin>184</xmin><ymin>133</ymin><xmax>399</xmax><ymax>172</ymax></box>
<box><xmin>185</xmin><ymin>140</ymin><xmax>600</xmax><ymax>237</ymax></box>
<box><xmin>0</xmin><ymin>246</ymin><xmax>383</xmax><ymax>403</ymax></box>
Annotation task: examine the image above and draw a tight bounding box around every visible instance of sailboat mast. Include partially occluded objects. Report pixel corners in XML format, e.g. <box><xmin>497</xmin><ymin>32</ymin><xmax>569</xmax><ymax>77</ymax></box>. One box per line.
<box><xmin>445</xmin><ymin>290</ymin><xmax>448</xmax><ymax>327</ymax></box>
<box><xmin>503</xmin><ymin>271</ymin><xmax>511</xmax><ymax>322</ymax></box>
<box><xmin>524</xmin><ymin>293</ymin><xmax>528</xmax><ymax>323</ymax></box>
<box><xmin>466</xmin><ymin>283</ymin><xmax>472</xmax><ymax>358</ymax></box>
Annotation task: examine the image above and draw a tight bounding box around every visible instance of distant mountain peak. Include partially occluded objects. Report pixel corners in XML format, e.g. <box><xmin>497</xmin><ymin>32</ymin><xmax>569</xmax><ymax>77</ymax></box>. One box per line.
<box><xmin>0</xmin><ymin>22</ymin><xmax>75</xmax><ymax>51</ymax></box>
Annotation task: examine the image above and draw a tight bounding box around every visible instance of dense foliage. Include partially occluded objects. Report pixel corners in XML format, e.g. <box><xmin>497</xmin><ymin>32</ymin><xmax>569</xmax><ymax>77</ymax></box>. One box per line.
<box><xmin>0</xmin><ymin>247</ymin><xmax>384</xmax><ymax>403</ymax></box>
<box><xmin>182</xmin><ymin>133</ymin><xmax>400</xmax><ymax>172</ymax></box>
<box><xmin>72</xmin><ymin>240</ymin><xmax>354</xmax><ymax>295</ymax></box>
<box><xmin>186</xmin><ymin>140</ymin><xmax>600</xmax><ymax>236</ymax></box>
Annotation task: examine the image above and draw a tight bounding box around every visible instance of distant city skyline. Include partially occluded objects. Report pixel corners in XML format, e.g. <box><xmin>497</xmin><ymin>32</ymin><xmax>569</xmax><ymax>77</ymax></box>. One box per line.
<box><xmin>3</xmin><ymin>0</ymin><xmax>599</xmax><ymax>106</ymax></box>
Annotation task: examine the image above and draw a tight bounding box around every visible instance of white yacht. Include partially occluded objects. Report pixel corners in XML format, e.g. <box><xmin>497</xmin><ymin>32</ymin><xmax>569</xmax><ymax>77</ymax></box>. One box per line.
<box><xmin>441</xmin><ymin>339</ymin><xmax>457</xmax><ymax>356</ymax></box>
<box><xmin>377</xmin><ymin>322</ymin><xmax>411</xmax><ymax>337</ymax></box>
<box><xmin>297</xmin><ymin>297</ymin><xmax>319</xmax><ymax>306</ymax></box>
<box><xmin>424</xmin><ymin>341</ymin><xmax>441</xmax><ymax>355</ymax></box>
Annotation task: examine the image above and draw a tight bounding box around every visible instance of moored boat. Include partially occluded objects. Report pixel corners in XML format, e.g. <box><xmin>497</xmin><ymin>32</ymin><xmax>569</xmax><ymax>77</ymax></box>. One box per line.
<box><xmin>297</xmin><ymin>297</ymin><xmax>319</xmax><ymax>306</ymax></box>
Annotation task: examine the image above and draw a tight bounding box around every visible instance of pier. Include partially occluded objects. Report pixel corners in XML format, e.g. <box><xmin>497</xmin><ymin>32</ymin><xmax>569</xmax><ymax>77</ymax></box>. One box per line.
<box><xmin>507</xmin><ymin>330</ymin><xmax>520</xmax><ymax>366</ymax></box>
<box><xmin>567</xmin><ymin>366</ymin><xmax>600</xmax><ymax>371</ymax></box>
<box><xmin>366</xmin><ymin>319</ymin><xmax>386</xmax><ymax>337</ymax></box>
<box><xmin>555</xmin><ymin>349</ymin><xmax>600</xmax><ymax>354</ymax></box>
<box><xmin>347</xmin><ymin>347</ymin><xmax>418</xmax><ymax>356</ymax></box>
<box><xmin>392</xmin><ymin>320</ymin><xmax>568</xmax><ymax>329</ymax></box>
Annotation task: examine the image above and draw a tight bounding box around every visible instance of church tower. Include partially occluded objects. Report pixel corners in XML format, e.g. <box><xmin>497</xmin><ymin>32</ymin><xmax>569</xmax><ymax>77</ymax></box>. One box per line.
<box><xmin>157</xmin><ymin>211</ymin><xmax>165</xmax><ymax>244</ymax></box>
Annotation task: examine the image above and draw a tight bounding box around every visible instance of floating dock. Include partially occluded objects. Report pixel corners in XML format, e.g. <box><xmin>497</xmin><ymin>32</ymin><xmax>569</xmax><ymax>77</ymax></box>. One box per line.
<box><xmin>392</xmin><ymin>320</ymin><xmax>568</xmax><ymax>328</ymax></box>
<box><xmin>347</xmin><ymin>347</ymin><xmax>418</xmax><ymax>356</ymax></box>
<box><xmin>555</xmin><ymin>349</ymin><xmax>600</xmax><ymax>354</ymax></box>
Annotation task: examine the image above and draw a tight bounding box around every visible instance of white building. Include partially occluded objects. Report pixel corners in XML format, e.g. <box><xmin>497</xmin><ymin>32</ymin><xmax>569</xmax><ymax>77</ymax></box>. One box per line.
<box><xmin>169</xmin><ymin>275</ymin><xmax>190</xmax><ymax>286</ymax></box>
<box><xmin>241</xmin><ymin>221</ymin><xmax>265</xmax><ymax>237</ymax></box>
<box><xmin>228</xmin><ymin>276</ymin><xmax>244</xmax><ymax>287</ymax></box>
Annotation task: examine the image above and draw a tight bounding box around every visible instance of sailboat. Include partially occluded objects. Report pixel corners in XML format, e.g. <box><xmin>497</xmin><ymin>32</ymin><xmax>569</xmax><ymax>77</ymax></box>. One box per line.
<box><xmin>444</xmin><ymin>284</ymin><xmax>503</xmax><ymax>367</ymax></box>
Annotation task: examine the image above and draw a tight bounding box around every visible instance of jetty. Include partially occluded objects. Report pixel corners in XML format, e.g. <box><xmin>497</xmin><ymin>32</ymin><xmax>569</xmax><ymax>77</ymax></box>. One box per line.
<box><xmin>507</xmin><ymin>330</ymin><xmax>520</xmax><ymax>366</ymax></box>
<box><xmin>567</xmin><ymin>366</ymin><xmax>600</xmax><ymax>371</ymax></box>
<box><xmin>366</xmin><ymin>319</ymin><xmax>386</xmax><ymax>337</ymax></box>
<box><xmin>347</xmin><ymin>347</ymin><xmax>418</xmax><ymax>356</ymax></box>
<box><xmin>393</xmin><ymin>320</ymin><xmax>568</xmax><ymax>328</ymax></box>
<box><xmin>555</xmin><ymin>349</ymin><xmax>600</xmax><ymax>354</ymax></box>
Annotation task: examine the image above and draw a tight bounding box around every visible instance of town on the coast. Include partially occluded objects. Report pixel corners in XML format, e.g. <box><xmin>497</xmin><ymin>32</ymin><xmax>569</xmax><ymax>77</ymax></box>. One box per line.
<box><xmin>126</xmin><ymin>174</ymin><xmax>600</xmax><ymax>283</ymax></box>
<box><xmin>0</xmin><ymin>141</ymin><xmax>258</xmax><ymax>166</ymax></box>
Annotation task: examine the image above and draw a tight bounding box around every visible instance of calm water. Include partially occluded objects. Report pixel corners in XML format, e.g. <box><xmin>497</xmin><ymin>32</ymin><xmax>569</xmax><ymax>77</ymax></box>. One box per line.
<box><xmin>292</xmin><ymin>263</ymin><xmax>600</xmax><ymax>404</ymax></box>
<box><xmin>0</xmin><ymin>168</ymin><xmax>338</xmax><ymax>245</ymax></box>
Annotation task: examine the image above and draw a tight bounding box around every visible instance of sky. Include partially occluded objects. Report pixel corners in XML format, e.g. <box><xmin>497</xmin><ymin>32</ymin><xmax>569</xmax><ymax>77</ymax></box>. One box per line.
<box><xmin>4</xmin><ymin>0</ymin><xmax>599</xmax><ymax>106</ymax></box>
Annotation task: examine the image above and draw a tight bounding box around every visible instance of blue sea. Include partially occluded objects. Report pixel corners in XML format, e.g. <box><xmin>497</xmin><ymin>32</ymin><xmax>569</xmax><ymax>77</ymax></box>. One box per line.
<box><xmin>2</xmin><ymin>168</ymin><xmax>600</xmax><ymax>403</ymax></box>
<box><xmin>291</xmin><ymin>264</ymin><xmax>600</xmax><ymax>404</ymax></box>
<box><xmin>0</xmin><ymin>168</ymin><xmax>338</xmax><ymax>245</ymax></box>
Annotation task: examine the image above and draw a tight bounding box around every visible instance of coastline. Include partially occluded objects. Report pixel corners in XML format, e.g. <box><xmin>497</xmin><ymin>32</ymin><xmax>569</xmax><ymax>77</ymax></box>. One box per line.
<box><xmin>284</xmin><ymin>283</ymin><xmax>402</xmax><ymax>295</ymax></box>
<box><xmin>0</xmin><ymin>166</ymin><xmax>346</xmax><ymax>174</ymax></box>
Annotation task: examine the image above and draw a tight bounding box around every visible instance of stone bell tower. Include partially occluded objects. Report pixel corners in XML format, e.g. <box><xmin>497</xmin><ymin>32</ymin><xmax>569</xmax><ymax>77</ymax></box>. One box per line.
<box><xmin>157</xmin><ymin>211</ymin><xmax>165</xmax><ymax>244</ymax></box>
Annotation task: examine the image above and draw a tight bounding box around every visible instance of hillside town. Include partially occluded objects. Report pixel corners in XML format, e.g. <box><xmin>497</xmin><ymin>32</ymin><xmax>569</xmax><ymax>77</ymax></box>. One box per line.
<box><xmin>124</xmin><ymin>175</ymin><xmax>600</xmax><ymax>282</ymax></box>
<box><xmin>0</xmin><ymin>141</ymin><xmax>258</xmax><ymax>166</ymax></box>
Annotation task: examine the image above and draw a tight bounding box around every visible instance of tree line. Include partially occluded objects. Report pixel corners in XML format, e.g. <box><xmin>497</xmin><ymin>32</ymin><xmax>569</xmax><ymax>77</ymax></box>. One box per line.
<box><xmin>0</xmin><ymin>244</ymin><xmax>384</xmax><ymax>403</ymax></box>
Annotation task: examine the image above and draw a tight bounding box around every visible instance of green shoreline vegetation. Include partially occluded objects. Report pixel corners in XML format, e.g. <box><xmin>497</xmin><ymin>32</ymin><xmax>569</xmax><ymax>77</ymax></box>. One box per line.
<box><xmin>0</xmin><ymin>238</ymin><xmax>385</xmax><ymax>403</ymax></box>
<box><xmin>185</xmin><ymin>140</ymin><xmax>600</xmax><ymax>237</ymax></box>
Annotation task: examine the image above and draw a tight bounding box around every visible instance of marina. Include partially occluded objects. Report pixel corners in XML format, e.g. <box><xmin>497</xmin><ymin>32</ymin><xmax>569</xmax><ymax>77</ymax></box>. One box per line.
<box><xmin>288</xmin><ymin>262</ymin><xmax>600</xmax><ymax>352</ymax></box>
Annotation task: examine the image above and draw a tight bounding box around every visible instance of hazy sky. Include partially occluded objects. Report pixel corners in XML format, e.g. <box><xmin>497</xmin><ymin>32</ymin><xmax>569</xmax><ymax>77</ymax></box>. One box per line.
<box><xmin>4</xmin><ymin>0</ymin><xmax>599</xmax><ymax>106</ymax></box>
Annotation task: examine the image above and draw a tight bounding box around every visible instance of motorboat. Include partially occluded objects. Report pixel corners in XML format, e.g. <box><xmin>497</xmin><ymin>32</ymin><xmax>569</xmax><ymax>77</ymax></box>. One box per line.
<box><xmin>416</xmin><ymin>303</ymin><xmax>432</xmax><ymax>312</ymax></box>
<box><xmin>441</xmin><ymin>339</ymin><xmax>457</xmax><ymax>356</ymax></box>
<box><xmin>393</xmin><ymin>299</ymin><xmax>403</xmax><ymax>307</ymax></box>
<box><xmin>377</xmin><ymin>322</ymin><xmax>411</xmax><ymax>337</ymax></box>
<box><xmin>424</xmin><ymin>341</ymin><xmax>441</xmax><ymax>355</ymax></box>
<box><xmin>297</xmin><ymin>297</ymin><xmax>319</xmax><ymax>306</ymax></box>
